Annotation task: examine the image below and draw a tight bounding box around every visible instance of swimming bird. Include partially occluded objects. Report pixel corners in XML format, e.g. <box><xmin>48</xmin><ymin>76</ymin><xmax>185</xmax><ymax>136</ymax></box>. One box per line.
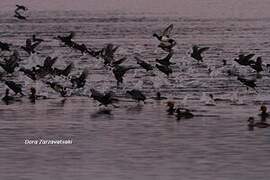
<box><xmin>0</xmin><ymin>41</ymin><xmax>11</xmax><ymax>51</ymax></box>
<box><xmin>29</xmin><ymin>87</ymin><xmax>47</xmax><ymax>103</ymax></box>
<box><xmin>249</xmin><ymin>57</ymin><xmax>263</xmax><ymax>73</ymax></box>
<box><xmin>32</xmin><ymin>35</ymin><xmax>44</xmax><ymax>43</ymax></box>
<box><xmin>156</xmin><ymin>64</ymin><xmax>172</xmax><ymax>77</ymax></box>
<box><xmin>166</xmin><ymin>101</ymin><xmax>175</xmax><ymax>115</ymax></box>
<box><xmin>21</xmin><ymin>39</ymin><xmax>41</xmax><ymax>54</ymax></box>
<box><xmin>15</xmin><ymin>5</ymin><xmax>28</xmax><ymax>11</ymax></box>
<box><xmin>53</xmin><ymin>62</ymin><xmax>74</xmax><ymax>77</ymax></box>
<box><xmin>259</xmin><ymin>105</ymin><xmax>269</xmax><ymax>122</ymax></box>
<box><xmin>156</xmin><ymin>51</ymin><xmax>175</xmax><ymax>66</ymax></box>
<box><xmin>153</xmin><ymin>92</ymin><xmax>167</xmax><ymax>100</ymax></box>
<box><xmin>2</xmin><ymin>89</ymin><xmax>15</xmax><ymax>105</ymax></box>
<box><xmin>46</xmin><ymin>82</ymin><xmax>67</xmax><ymax>97</ymax></box>
<box><xmin>126</xmin><ymin>89</ymin><xmax>146</xmax><ymax>103</ymax></box>
<box><xmin>112</xmin><ymin>65</ymin><xmax>135</xmax><ymax>86</ymax></box>
<box><xmin>135</xmin><ymin>57</ymin><xmax>154</xmax><ymax>71</ymax></box>
<box><xmin>237</xmin><ymin>76</ymin><xmax>257</xmax><ymax>91</ymax></box>
<box><xmin>248</xmin><ymin>117</ymin><xmax>270</xmax><ymax>130</ymax></box>
<box><xmin>153</xmin><ymin>24</ymin><xmax>174</xmax><ymax>41</ymax></box>
<box><xmin>70</xmin><ymin>69</ymin><xmax>88</xmax><ymax>88</ymax></box>
<box><xmin>191</xmin><ymin>45</ymin><xmax>209</xmax><ymax>62</ymax></box>
<box><xmin>175</xmin><ymin>108</ymin><xmax>194</xmax><ymax>120</ymax></box>
<box><xmin>90</xmin><ymin>89</ymin><xmax>118</xmax><ymax>107</ymax></box>
<box><xmin>5</xmin><ymin>81</ymin><xmax>24</xmax><ymax>96</ymax></box>
<box><xmin>234</xmin><ymin>54</ymin><xmax>255</xmax><ymax>66</ymax></box>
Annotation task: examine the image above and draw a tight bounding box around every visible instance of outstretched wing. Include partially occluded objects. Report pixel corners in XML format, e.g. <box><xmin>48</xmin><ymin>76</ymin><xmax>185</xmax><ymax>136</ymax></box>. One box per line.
<box><xmin>79</xmin><ymin>68</ymin><xmax>89</xmax><ymax>80</ymax></box>
<box><xmin>198</xmin><ymin>47</ymin><xmax>210</xmax><ymax>54</ymax></box>
<box><xmin>68</xmin><ymin>32</ymin><xmax>75</xmax><ymax>39</ymax></box>
<box><xmin>44</xmin><ymin>56</ymin><xmax>57</xmax><ymax>67</ymax></box>
<box><xmin>244</xmin><ymin>54</ymin><xmax>255</xmax><ymax>61</ymax></box>
<box><xmin>31</xmin><ymin>41</ymin><xmax>41</xmax><ymax>49</ymax></box>
<box><xmin>192</xmin><ymin>45</ymin><xmax>198</xmax><ymax>53</ymax></box>
<box><xmin>162</xmin><ymin>24</ymin><xmax>174</xmax><ymax>37</ymax></box>
<box><xmin>26</xmin><ymin>39</ymin><xmax>31</xmax><ymax>48</ymax></box>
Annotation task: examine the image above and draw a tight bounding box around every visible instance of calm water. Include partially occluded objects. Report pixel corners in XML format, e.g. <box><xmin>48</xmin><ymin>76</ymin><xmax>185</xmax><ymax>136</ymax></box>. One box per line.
<box><xmin>1</xmin><ymin>11</ymin><xmax>270</xmax><ymax>180</ymax></box>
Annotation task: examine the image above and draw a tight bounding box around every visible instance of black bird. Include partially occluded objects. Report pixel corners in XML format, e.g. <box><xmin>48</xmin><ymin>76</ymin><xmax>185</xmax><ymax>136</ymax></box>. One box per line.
<box><xmin>53</xmin><ymin>62</ymin><xmax>74</xmax><ymax>77</ymax></box>
<box><xmin>248</xmin><ymin>117</ymin><xmax>270</xmax><ymax>130</ymax></box>
<box><xmin>87</xmin><ymin>47</ymin><xmax>102</xmax><ymax>58</ymax></box>
<box><xmin>46</xmin><ymin>82</ymin><xmax>67</xmax><ymax>97</ymax></box>
<box><xmin>175</xmin><ymin>108</ymin><xmax>194</xmax><ymax>120</ymax></box>
<box><xmin>37</xmin><ymin>56</ymin><xmax>58</xmax><ymax>74</ymax></box>
<box><xmin>112</xmin><ymin>65</ymin><xmax>135</xmax><ymax>86</ymax></box>
<box><xmin>249</xmin><ymin>57</ymin><xmax>263</xmax><ymax>73</ymax></box>
<box><xmin>15</xmin><ymin>5</ymin><xmax>28</xmax><ymax>11</ymax></box>
<box><xmin>234</xmin><ymin>54</ymin><xmax>255</xmax><ymax>66</ymax></box>
<box><xmin>100</xmin><ymin>44</ymin><xmax>119</xmax><ymax>66</ymax></box>
<box><xmin>191</xmin><ymin>45</ymin><xmax>209</xmax><ymax>62</ymax></box>
<box><xmin>32</xmin><ymin>35</ymin><xmax>44</xmax><ymax>43</ymax></box>
<box><xmin>70</xmin><ymin>69</ymin><xmax>88</xmax><ymax>88</ymax></box>
<box><xmin>156</xmin><ymin>51</ymin><xmax>175</xmax><ymax>66</ymax></box>
<box><xmin>237</xmin><ymin>76</ymin><xmax>257</xmax><ymax>91</ymax></box>
<box><xmin>9</xmin><ymin>50</ymin><xmax>22</xmax><ymax>62</ymax></box>
<box><xmin>29</xmin><ymin>87</ymin><xmax>47</xmax><ymax>103</ymax></box>
<box><xmin>21</xmin><ymin>39</ymin><xmax>41</xmax><ymax>54</ymax></box>
<box><xmin>56</xmin><ymin>32</ymin><xmax>75</xmax><ymax>45</ymax></box>
<box><xmin>156</xmin><ymin>64</ymin><xmax>172</xmax><ymax>77</ymax></box>
<box><xmin>71</xmin><ymin>43</ymin><xmax>89</xmax><ymax>54</ymax></box>
<box><xmin>166</xmin><ymin>101</ymin><xmax>176</xmax><ymax>115</ymax></box>
<box><xmin>135</xmin><ymin>57</ymin><xmax>154</xmax><ymax>71</ymax></box>
<box><xmin>0</xmin><ymin>57</ymin><xmax>19</xmax><ymax>74</ymax></box>
<box><xmin>0</xmin><ymin>41</ymin><xmax>11</xmax><ymax>51</ymax></box>
<box><xmin>2</xmin><ymin>89</ymin><xmax>15</xmax><ymax>105</ymax></box>
<box><xmin>5</xmin><ymin>81</ymin><xmax>24</xmax><ymax>96</ymax></box>
<box><xmin>19</xmin><ymin>67</ymin><xmax>36</xmax><ymax>80</ymax></box>
<box><xmin>90</xmin><ymin>89</ymin><xmax>118</xmax><ymax>107</ymax></box>
<box><xmin>111</xmin><ymin>57</ymin><xmax>127</xmax><ymax>67</ymax></box>
<box><xmin>153</xmin><ymin>24</ymin><xmax>174</xmax><ymax>41</ymax></box>
<box><xmin>158</xmin><ymin>39</ymin><xmax>176</xmax><ymax>52</ymax></box>
<box><xmin>14</xmin><ymin>11</ymin><xmax>27</xmax><ymax>20</ymax></box>
<box><xmin>259</xmin><ymin>105</ymin><xmax>269</xmax><ymax>122</ymax></box>
<box><xmin>126</xmin><ymin>89</ymin><xmax>146</xmax><ymax>103</ymax></box>
<box><xmin>153</xmin><ymin>92</ymin><xmax>167</xmax><ymax>100</ymax></box>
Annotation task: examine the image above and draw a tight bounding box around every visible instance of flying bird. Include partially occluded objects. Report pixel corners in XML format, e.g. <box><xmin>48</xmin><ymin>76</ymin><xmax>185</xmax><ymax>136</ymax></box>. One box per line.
<box><xmin>191</xmin><ymin>45</ymin><xmax>209</xmax><ymax>62</ymax></box>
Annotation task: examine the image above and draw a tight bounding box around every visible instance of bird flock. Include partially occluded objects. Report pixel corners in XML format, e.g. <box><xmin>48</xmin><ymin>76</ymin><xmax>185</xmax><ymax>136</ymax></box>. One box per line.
<box><xmin>1</xmin><ymin>5</ymin><xmax>270</xmax><ymax>129</ymax></box>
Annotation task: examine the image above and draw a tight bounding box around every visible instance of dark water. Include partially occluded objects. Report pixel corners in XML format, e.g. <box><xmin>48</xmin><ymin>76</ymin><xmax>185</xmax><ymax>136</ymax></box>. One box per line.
<box><xmin>1</xmin><ymin>11</ymin><xmax>270</xmax><ymax>180</ymax></box>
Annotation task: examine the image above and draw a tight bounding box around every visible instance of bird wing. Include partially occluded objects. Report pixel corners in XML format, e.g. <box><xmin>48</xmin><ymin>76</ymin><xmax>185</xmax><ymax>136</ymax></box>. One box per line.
<box><xmin>68</xmin><ymin>32</ymin><xmax>75</xmax><ymax>40</ymax></box>
<box><xmin>31</xmin><ymin>41</ymin><xmax>41</xmax><ymax>49</ymax></box>
<box><xmin>192</xmin><ymin>45</ymin><xmax>198</xmax><ymax>53</ymax></box>
<box><xmin>44</xmin><ymin>57</ymin><xmax>57</xmax><ymax>67</ymax></box>
<box><xmin>26</xmin><ymin>39</ymin><xmax>31</xmax><ymax>48</ymax></box>
<box><xmin>79</xmin><ymin>69</ymin><xmax>89</xmax><ymax>80</ymax></box>
<box><xmin>159</xmin><ymin>51</ymin><xmax>173</xmax><ymax>62</ymax></box>
<box><xmin>162</xmin><ymin>24</ymin><xmax>174</xmax><ymax>37</ymax></box>
<box><xmin>198</xmin><ymin>47</ymin><xmax>210</xmax><ymax>54</ymax></box>
<box><xmin>244</xmin><ymin>54</ymin><xmax>255</xmax><ymax>61</ymax></box>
